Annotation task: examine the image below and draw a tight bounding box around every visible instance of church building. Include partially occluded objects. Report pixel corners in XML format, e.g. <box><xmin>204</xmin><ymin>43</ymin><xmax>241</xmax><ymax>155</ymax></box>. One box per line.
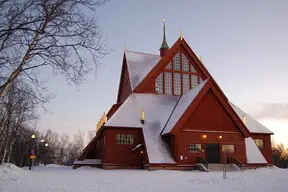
<box><xmin>74</xmin><ymin>20</ymin><xmax>273</xmax><ymax>171</ymax></box>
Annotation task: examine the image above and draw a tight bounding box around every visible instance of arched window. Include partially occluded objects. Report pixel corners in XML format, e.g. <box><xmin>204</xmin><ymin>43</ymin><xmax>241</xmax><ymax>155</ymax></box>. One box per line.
<box><xmin>155</xmin><ymin>52</ymin><xmax>203</xmax><ymax>95</ymax></box>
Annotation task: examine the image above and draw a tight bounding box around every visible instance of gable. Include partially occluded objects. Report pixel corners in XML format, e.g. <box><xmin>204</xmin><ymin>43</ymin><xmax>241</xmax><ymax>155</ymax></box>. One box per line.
<box><xmin>161</xmin><ymin>80</ymin><xmax>208</xmax><ymax>135</ymax></box>
<box><xmin>182</xmin><ymin>89</ymin><xmax>243</xmax><ymax>133</ymax></box>
<box><xmin>167</xmin><ymin>80</ymin><xmax>251</xmax><ymax>137</ymax></box>
<box><xmin>117</xmin><ymin>57</ymin><xmax>132</xmax><ymax>103</ymax></box>
<box><xmin>135</xmin><ymin>38</ymin><xmax>228</xmax><ymax>102</ymax></box>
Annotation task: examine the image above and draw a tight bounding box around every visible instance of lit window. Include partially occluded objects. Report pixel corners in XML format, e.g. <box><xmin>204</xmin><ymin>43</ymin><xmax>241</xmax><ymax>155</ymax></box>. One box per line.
<box><xmin>155</xmin><ymin>73</ymin><xmax>163</xmax><ymax>94</ymax></box>
<box><xmin>182</xmin><ymin>74</ymin><xmax>190</xmax><ymax>93</ymax></box>
<box><xmin>116</xmin><ymin>134</ymin><xmax>134</xmax><ymax>145</ymax></box>
<box><xmin>253</xmin><ymin>139</ymin><xmax>264</xmax><ymax>149</ymax></box>
<box><xmin>174</xmin><ymin>73</ymin><xmax>181</xmax><ymax>95</ymax></box>
<box><xmin>173</xmin><ymin>52</ymin><xmax>181</xmax><ymax>71</ymax></box>
<box><xmin>166</xmin><ymin>62</ymin><xmax>172</xmax><ymax>70</ymax></box>
<box><xmin>190</xmin><ymin>64</ymin><xmax>197</xmax><ymax>73</ymax></box>
<box><xmin>222</xmin><ymin>145</ymin><xmax>235</xmax><ymax>153</ymax></box>
<box><xmin>191</xmin><ymin>75</ymin><xmax>198</xmax><ymax>88</ymax></box>
<box><xmin>164</xmin><ymin>72</ymin><xmax>172</xmax><ymax>94</ymax></box>
<box><xmin>188</xmin><ymin>144</ymin><xmax>202</xmax><ymax>152</ymax></box>
<box><xmin>182</xmin><ymin>53</ymin><xmax>189</xmax><ymax>72</ymax></box>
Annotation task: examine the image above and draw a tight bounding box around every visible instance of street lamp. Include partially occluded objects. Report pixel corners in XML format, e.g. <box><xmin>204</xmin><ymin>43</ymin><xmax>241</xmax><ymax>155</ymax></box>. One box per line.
<box><xmin>31</xmin><ymin>134</ymin><xmax>36</xmax><ymax>139</ymax></box>
<box><xmin>45</xmin><ymin>143</ymin><xmax>48</xmax><ymax>147</ymax></box>
<box><xmin>40</xmin><ymin>139</ymin><xmax>45</xmax><ymax>143</ymax></box>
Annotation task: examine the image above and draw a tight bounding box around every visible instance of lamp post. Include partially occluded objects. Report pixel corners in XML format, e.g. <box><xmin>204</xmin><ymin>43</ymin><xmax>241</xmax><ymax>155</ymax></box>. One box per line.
<box><xmin>29</xmin><ymin>134</ymin><xmax>49</xmax><ymax>170</ymax></box>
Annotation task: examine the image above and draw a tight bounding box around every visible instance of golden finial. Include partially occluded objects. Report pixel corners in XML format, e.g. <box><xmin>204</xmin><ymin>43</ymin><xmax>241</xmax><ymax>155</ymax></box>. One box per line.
<box><xmin>200</xmin><ymin>56</ymin><xmax>203</xmax><ymax>63</ymax></box>
<box><xmin>103</xmin><ymin>112</ymin><xmax>107</xmax><ymax>123</ymax></box>
<box><xmin>242</xmin><ymin>115</ymin><xmax>246</xmax><ymax>125</ymax></box>
<box><xmin>180</xmin><ymin>30</ymin><xmax>183</xmax><ymax>40</ymax></box>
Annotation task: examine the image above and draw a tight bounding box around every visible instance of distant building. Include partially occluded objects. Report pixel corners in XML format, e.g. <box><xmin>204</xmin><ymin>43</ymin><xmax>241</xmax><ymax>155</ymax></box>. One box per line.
<box><xmin>74</xmin><ymin>20</ymin><xmax>273</xmax><ymax>171</ymax></box>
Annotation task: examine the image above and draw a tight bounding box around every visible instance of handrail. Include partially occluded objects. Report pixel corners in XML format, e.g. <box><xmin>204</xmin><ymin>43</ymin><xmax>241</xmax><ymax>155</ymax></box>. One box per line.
<box><xmin>227</xmin><ymin>157</ymin><xmax>243</xmax><ymax>169</ymax></box>
<box><xmin>196</xmin><ymin>157</ymin><xmax>208</xmax><ymax>170</ymax></box>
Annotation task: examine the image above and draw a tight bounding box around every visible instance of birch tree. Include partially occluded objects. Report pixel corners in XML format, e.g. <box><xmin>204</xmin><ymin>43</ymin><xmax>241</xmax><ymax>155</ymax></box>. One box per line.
<box><xmin>0</xmin><ymin>0</ymin><xmax>108</xmax><ymax>98</ymax></box>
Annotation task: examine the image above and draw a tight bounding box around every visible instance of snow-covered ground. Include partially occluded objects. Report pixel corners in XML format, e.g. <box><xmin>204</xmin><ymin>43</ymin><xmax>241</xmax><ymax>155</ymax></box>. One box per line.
<box><xmin>0</xmin><ymin>164</ymin><xmax>287</xmax><ymax>192</ymax></box>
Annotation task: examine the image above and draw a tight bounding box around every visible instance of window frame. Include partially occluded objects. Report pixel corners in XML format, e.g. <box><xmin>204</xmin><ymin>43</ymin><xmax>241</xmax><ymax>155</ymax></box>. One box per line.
<box><xmin>221</xmin><ymin>144</ymin><xmax>235</xmax><ymax>153</ymax></box>
<box><xmin>188</xmin><ymin>144</ymin><xmax>202</xmax><ymax>153</ymax></box>
<box><xmin>155</xmin><ymin>51</ymin><xmax>204</xmax><ymax>95</ymax></box>
<box><xmin>253</xmin><ymin>139</ymin><xmax>264</xmax><ymax>149</ymax></box>
<box><xmin>116</xmin><ymin>134</ymin><xmax>134</xmax><ymax>145</ymax></box>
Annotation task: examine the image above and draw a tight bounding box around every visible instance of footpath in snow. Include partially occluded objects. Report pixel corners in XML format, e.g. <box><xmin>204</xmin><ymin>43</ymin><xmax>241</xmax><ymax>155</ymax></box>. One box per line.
<box><xmin>0</xmin><ymin>163</ymin><xmax>288</xmax><ymax>192</ymax></box>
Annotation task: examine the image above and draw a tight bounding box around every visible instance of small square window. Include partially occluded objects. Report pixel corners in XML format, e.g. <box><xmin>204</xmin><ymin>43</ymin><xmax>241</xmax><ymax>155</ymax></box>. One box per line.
<box><xmin>164</xmin><ymin>72</ymin><xmax>172</xmax><ymax>94</ymax></box>
<box><xmin>188</xmin><ymin>144</ymin><xmax>202</xmax><ymax>152</ymax></box>
<box><xmin>253</xmin><ymin>139</ymin><xmax>264</xmax><ymax>149</ymax></box>
<box><xmin>173</xmin><ymin>52</ymin><xmax>181</xmax><ymax>71</ymax></box>
<box><xmin>155</xmin><ymin>73</ymin><xmax>163</xmax><ymax>94</ymax></box>
<box><xmin>116</xmin><ymin>134</ymin><xmax>134</xmax><ymax>145</ymax></box>
<box><xmin>182</xmin><ymin>53</ymin><xmax>189</xmax><ymax>72</ymax></box>
<box><xmin>222</xmin><ymin>145</ymin><xmax>235</xmax><ymax>153</ymax></box>
<box><xmin>191</xmin><ymin>75</ymin><xmax>198</xmax><ymax>88</ymax></box>
<box><xmin>174</xmin><ymin>73</ymin><xmax>181</xmax><ymax>95</ymax></box>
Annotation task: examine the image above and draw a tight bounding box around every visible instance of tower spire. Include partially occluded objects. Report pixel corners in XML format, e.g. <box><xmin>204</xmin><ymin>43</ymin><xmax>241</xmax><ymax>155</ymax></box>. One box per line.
<box><xmin>159</xmin><ymin>17</ymin><xmax>169</xmax><ymax>57</ymax></box>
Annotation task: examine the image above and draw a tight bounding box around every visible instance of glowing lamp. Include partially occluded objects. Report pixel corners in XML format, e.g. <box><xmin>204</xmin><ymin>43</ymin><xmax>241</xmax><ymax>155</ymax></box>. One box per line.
<box><xmin>141</xmin><ymin>108</ymin><xmax>145</xmax><ymax>124</ymax></box>
<box><xmin>40</xmin><ymin>139</ymin><xmax>45</xmax><ymax>143</ymax></box>
<box><xmin>45</xmin><ymin>143</ymin><xmax>48</xmax><ymax>147</ymax></box>
<box><xmin>202</xmin><ymin>134</ymin><xmax>207</xmax><ymax>139</ymax></box>
<box><xmin>218</xmin><ymin>135</ymin><xmax>222</xmax><ymax>139</ymax></box>
<box><xmin>141</xmin><ymin>151</ymin><xmax>143</xmax><ymax>154</ymax></box>
<box><xmin>31</xmin><ymin>134</ymin><xmax>36</xmax><ymax>139</ymax></box>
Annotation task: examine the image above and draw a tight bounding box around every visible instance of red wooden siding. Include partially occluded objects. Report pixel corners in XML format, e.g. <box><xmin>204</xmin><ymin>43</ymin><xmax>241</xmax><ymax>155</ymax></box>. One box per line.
<box><xmin>251</xmin><ymin>133</ymin><xmax>273</xmax><ymax>164</ymax></box>
<box><xmin>176</xmin><ymin>132</ymin><xmax>247</xmax><ymax>164</ymax></box>
<box><xmin>173</xmin><ymin>89</ymin><xmax>248</xmax><ymax>164</ymax></box>
<box><xmin>182</xmin><ymin>89</ymin><xmax>244</xmax><ymax>133</ymax></box>
<box><xmin>103</xmin><ymin>128</ymin><xmax>147</xmax><ymax>167</ymax></box>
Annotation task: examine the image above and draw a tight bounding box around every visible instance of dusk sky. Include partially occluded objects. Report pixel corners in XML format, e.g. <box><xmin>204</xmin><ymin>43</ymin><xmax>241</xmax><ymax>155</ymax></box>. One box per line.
<box><xmin>38</xmin><ymin>1</ymin><xmax>288</xmax><ymax>146</ymax></box>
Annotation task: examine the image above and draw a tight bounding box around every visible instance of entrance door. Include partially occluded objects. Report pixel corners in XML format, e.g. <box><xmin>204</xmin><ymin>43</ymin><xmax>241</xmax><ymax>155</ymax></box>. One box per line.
<box><xmin>205</xmin><ymin>144</ymin><xmax>220</xmax><ymax>163</ymax></box>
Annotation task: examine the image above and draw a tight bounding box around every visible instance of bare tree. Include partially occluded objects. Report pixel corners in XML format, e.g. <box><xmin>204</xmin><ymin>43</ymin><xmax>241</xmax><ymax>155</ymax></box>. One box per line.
<box><xmin>0</xmin><ymin>79</ymin><xmax>39</xmax><ymax>164</ymax></box>
<box><xmin>87</xmin><ymin>130</ymin><xmax>96</xmax><ymax>141</ymax></box>
<box><xmin>0</xmin><ymin>0</ymin><xmax>108</xmax><ymax>98</ymax></box>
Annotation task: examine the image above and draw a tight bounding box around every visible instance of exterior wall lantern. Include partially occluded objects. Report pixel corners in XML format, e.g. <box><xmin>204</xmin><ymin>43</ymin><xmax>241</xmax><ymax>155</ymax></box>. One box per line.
<box><xmin>202</xmin><ymin>134</ymin><xmax>207</xmax><ymax>139</ymax></box>
<box><xmin>141</xmin><ymin>108</ymin><xmax>145</xmax><ymax>124</ymax></box>
<box><xmin>218</xmin><ymin>135</ymin><xmax>223</xmax><ymax>139</ymax></box>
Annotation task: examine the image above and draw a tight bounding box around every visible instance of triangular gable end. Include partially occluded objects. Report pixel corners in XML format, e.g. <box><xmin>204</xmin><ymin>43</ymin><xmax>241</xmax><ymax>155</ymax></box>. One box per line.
<box><xmin>168</xmin><ymin>79</ymin><xmax>251</xmax><ymax>137</ymax></box>
<box><xmin>117</xmin><ymin>54</ymin><xmax>133</xmax><ymax>103</ymax></box>
<box><xmin>135</xmin><ymin>38</ymin><xmax>227</xmax><ymax>101</ymax></box>
<box><xmin>135</xmin><ymin>39</ymin><xmax>205</xmax><ymax>95</ymax></box>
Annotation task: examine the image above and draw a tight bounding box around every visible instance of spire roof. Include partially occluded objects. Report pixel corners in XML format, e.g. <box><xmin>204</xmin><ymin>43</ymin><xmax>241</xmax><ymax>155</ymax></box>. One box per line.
<box><xmin>160</xmin><ymin>18</ymin><xmax>169</xmax><ymax>50</ymax></box>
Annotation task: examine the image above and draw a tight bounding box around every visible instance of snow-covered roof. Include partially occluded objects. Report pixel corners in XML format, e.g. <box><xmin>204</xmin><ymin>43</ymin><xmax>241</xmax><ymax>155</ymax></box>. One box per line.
<box><xmin>106</xmin><ymin>93</ymin><xmax>179</xmax><ymax>164</ymax></box>
<box><xmin>229</xmin><ymin>102</ymin><xmax>273</xmax><ymax>134</ymax></box>
<box><xmin>245</xmin><ymin>137</ymin><xmax>267</xmax><ymax>164</ymax></box>
<box><xmin>161</xmin><ymin>80</ymin><xmax>208</xmax><ymax>135</ymax></box>
<box><xmin>125</xmin><ymin>51</ymin><xmax>161</xmax><ymax>90</ymax></box>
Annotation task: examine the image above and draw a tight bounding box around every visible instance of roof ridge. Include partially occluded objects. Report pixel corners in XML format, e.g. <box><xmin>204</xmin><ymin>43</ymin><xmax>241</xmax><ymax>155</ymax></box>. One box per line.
<box><xmin>126</xmin><ymin>50</ymin><xmax>160</xmax><ymax>57</ymax></box>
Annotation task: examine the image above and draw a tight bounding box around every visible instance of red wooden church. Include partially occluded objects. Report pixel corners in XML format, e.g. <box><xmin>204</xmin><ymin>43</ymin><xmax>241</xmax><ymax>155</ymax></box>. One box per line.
<box><xmin>74</xmin><ymin>20</ymin><xmax>273</xmax><ymax>171</ymax></box>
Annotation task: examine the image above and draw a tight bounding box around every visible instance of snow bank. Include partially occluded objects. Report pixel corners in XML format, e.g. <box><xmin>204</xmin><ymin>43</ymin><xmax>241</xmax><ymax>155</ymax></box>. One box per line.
<box><xmin>1</xmin><ymin>166</ymin><xmax>288</xmax><ymax>192</ymax></box>
<box><xmin>0</xmin><ymin>163</ymin><xmax>22</xmax><ymax>173</ymax></box>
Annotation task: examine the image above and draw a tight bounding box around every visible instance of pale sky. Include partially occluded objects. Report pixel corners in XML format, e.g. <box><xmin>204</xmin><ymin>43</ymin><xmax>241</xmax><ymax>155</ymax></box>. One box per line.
<box><xmin>38</xmin><ymin>0</ymin><xmax>288</xmax><ymax>146</ymax></box>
